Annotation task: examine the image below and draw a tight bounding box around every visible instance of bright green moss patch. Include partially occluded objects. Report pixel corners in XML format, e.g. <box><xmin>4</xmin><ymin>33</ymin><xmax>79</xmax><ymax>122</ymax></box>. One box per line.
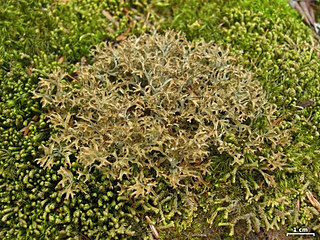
<box><xmin>0</xmin><ymin>0</ymin><xmax>159</xmax><ymax>66</ymax></box>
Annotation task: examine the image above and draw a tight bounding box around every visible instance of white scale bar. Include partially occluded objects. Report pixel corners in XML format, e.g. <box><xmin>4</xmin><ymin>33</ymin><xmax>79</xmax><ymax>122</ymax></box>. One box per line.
<box><xmin>286</xmin><ymin>232</ymin><xmax>315</xmax><ymax>236</ymax></box>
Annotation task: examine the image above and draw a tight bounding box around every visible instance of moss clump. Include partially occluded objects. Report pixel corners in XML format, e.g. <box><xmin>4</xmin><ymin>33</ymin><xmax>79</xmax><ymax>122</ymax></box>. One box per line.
<box><xmin>33</xmin><ymin>30</ymin><xmax>295</xmax><ymax>238</ymax></box>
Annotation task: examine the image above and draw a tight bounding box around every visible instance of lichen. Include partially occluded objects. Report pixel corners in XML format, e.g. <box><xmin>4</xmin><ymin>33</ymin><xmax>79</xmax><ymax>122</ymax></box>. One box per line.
<box><xmin>33</xmin><ymin>30</ymin><xmax>296</xmax><ymax>238</ymax></box>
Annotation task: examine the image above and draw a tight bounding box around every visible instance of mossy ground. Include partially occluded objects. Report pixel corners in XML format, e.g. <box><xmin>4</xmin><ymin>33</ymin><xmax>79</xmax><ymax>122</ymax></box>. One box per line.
<box><xmin>0</xmin><ymin>0</ymin><xmax>319</xmax><ymax>239</ymax></box>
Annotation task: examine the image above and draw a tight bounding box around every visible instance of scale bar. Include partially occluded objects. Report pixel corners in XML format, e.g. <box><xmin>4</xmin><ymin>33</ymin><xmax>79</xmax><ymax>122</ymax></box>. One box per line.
<box><xmin>286</xmin><ymin>233</ymin><xmax>315</xmax><ymax>236</ymax></box>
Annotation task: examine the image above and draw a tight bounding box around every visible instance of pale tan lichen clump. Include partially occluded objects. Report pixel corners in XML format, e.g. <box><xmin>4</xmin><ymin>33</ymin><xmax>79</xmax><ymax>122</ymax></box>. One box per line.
<box><xmin>34</xmin><ymin>30</ymin><xmax>291</xmax><ymax>234</ymax></box>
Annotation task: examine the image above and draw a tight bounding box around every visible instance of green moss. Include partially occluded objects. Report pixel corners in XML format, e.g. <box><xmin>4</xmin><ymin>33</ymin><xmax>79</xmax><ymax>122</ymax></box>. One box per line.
<box><xmin>1</xmin><ymin>0</ymin><xmax>320</xmax><ymax>238</ymax></box>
